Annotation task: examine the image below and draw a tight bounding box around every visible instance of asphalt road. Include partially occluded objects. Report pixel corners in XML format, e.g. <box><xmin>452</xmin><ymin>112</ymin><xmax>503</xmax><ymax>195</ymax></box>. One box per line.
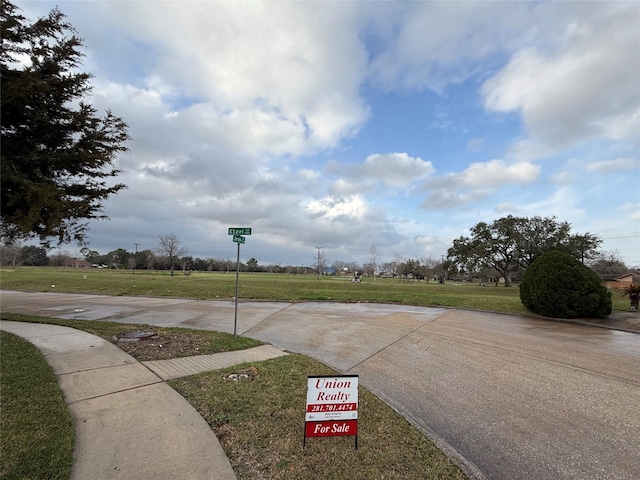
<box><xmin>2</xmin><ymin>290</ymin><xmax>639</xmax><ymax>480</ymax></box>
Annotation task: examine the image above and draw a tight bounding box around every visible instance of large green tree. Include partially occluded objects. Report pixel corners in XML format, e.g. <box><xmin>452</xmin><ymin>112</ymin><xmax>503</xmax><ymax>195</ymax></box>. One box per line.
<box><xmin>1</xmin><ymin>2</ymin><xmax>129</xmax><ymax>246</ymax></box>
<box><xmin>447</xmin><ymin>216</ymin><xmax>601</xmax><ymax>287</ymax></box>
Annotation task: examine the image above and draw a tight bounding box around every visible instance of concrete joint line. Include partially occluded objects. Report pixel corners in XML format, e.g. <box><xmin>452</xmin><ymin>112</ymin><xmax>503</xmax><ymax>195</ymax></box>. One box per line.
<box><xmin>241</xmin><ymin>302</ymin><xmax>293</xmax><ymax>335</ymax></box>
<box><xmin>347</xmin><ymin>310</ymin><xmax>452</xmax><ymax>371</ymax></box>
<box><xmin>62</xmin><ymin>378</ymin><xmax>165</xmax><ymax>405</ymax></box>
<box><xmin>425</xmin><ymin>308</ymin><xmax>457</xmax><ymax>324</ymax></box>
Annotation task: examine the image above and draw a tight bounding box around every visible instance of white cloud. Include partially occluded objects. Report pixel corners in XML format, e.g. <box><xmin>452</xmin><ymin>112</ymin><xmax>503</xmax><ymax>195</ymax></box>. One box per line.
<box><xmin>586</xmin><ymin>158</ymin><xmax>640</xmax><ymax>174</ymax></box>
<box><xmin>420</xmin><ymin>160</ymin><xmax>539</xmax><ymax>210</ymax></box>
<box><xmin>306</xmin><ymin>195</ymin><xmax>368</xmax><ymax>221</ymax></box>
<box><xmin>327</xmin><ymin>153</ymin><xmax>434</xmax><ymax>188</ymax></box>
<box><xmin>617</xmin><ymin>203</ymin><xmax>640</xmax><ymax>222</ymax></box>
<box><xmin>360</xmin><ymin>153</ymin><xmax>434</xmax><ymax>187</ymax></box>
<box><xmin>421</xmin><ymin>189</ymin><xmax>491</xmax><ymax>210</ymax></box>
<box><xmin>459</xmin><ymin>160</ymin><xmax>539</xmax><ymax>188</ymax></box>
<box><xmin>90</xmin><ymin>1</ymin><xmax>371</xmax><ymax>156</ymax></box>
<box><xmin>482</xmin><ymin>3</ymin><xmax>640</xmax><ymax>151</ymax></box>
<box><xmin>329</xmin><ymin>178</ymin><xmax>372</xmax><ymax>197</ymax></box>
<box><xmin>367</xmin><ymin>2</ymin><xmax>532</xmax><ymax>92</ymax></box>
<box><xmin>518</xmin><ymin>187</ymin><xmax>588</xmax><ymax>224</ymax></box>
<box><xmin>549</xmin><ymin>171</ymin><xmax>574</xmax><ymax>185</ymax></box>
<box><xmin>428</xmin><ymin>159</ymin><xmax>539</xmax><ymax>189</ymax></box>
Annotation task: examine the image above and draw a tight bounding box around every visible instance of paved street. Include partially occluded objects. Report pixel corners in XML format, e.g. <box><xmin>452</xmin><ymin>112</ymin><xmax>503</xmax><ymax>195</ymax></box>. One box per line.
<box><xmin>2</xmin><ymin>290</ymin><xmax>639</xmax><ymax>480</ymax></box>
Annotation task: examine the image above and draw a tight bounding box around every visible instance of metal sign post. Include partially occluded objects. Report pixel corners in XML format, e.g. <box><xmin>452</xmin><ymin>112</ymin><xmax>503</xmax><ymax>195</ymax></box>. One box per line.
<box><xmin>228</xmin><ymin>227</ymin><xmax>252</xmax><ymax>340</ymax></box>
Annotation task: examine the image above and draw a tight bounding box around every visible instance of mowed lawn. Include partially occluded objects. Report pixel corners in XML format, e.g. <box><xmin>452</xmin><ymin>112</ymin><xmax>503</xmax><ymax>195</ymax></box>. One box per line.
<box><xmin>0</xmin><ymin>267</ymin><xmax>631</xmax><ymax>313</ymax></box>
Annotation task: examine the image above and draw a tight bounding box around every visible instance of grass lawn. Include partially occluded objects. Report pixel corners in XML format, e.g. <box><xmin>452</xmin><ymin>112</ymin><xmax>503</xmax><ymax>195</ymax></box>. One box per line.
<box><xmin>0</xmin><ymin>331</ymin><xmax>74</xmax><ymax>480</ymax></box>
<box><xmin>0</xmin><ymin>314</ymin><xmax>464</xmax><ymax>479</ymax></box>
<box><xmin>170</xmin><ymin>355</ymin><xmax>465</xmax><ymax>479</ymax></box>
<box><xmin>2</xmin><ymin>267</ymin><xmax>630</xmax><ymax>312</ymax></box>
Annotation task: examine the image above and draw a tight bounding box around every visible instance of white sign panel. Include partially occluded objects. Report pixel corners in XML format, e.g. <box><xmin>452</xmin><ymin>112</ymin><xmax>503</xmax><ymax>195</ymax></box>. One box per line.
<box><xmin>306</xmin><ymin>375</ymin><xmax>358</xmax><ymax>422</ymax></box>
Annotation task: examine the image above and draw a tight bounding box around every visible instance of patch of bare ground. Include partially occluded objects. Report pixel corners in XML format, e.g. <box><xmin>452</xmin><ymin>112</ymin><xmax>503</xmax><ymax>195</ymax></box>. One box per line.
<box><xmin>111</xmin><ymin>331</ymin><xmax>212</xmax><ymax>361</ymax></box>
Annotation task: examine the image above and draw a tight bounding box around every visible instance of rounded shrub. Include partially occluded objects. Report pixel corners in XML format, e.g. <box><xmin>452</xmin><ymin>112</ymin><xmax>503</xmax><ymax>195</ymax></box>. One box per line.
<box><xmin>520</xmin><ymin>249</ymin><xmax>612</xmax><ymax>318</ymax></box>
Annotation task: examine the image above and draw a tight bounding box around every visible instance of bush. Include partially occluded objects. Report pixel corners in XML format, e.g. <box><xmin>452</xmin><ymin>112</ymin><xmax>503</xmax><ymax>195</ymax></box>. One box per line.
<box><xmin>520</xmin><ymin>249</ymin><xmax>612</xmax><ymax>318</ymax></box>
<box><xmin>621</xmin><ymin>283</ymin><xmax>640</xmax><ymax>310</ymax></box>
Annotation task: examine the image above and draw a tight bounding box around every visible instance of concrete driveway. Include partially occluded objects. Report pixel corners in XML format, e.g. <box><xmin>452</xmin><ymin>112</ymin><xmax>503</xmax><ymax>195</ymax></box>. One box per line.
<box><xmin>2</xmin><ymin>290</ymin><xmax>639</xmax><ymax>480</ymax></box>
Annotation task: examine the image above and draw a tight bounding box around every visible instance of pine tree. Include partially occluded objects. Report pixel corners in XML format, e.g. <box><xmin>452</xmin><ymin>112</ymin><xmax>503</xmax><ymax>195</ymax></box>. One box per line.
<box><xmin>1</xmin><ymin>1</ymin><xmax>129</xmax><ymax>246</ymax></box>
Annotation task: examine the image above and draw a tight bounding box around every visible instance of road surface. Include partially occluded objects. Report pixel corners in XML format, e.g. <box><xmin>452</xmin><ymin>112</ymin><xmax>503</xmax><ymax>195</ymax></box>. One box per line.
<box><xmin>1</xmin><ymin>291</ymin><xmax>638</xmax><ymax>480</ymax></box>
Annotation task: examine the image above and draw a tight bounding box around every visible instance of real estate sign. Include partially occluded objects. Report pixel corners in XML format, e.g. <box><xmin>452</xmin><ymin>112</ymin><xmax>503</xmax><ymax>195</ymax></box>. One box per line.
<box><xmin>304</xmin><ymin>375</ymin><xmax>359</xmax><ymax>446</ymax></box>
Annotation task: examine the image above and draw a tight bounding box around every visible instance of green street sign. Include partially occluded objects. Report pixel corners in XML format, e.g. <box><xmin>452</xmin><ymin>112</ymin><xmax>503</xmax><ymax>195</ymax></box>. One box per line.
<box><xmin>228</xmin><ymin>227</ymin><xmax>252</xmax><ymax>236</ymax></box>
<box><xmin>233</xmin><ymin>235</ymin><xmax>245</xmax><ymax>244</ymax></box>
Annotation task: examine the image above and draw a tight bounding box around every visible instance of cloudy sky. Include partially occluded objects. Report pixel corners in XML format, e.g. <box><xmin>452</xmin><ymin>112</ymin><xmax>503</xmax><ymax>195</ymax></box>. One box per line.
<box><xmin>19</xmin><ymin>1</ymin><xmax>640</xmax><ymax>267</ymax></box>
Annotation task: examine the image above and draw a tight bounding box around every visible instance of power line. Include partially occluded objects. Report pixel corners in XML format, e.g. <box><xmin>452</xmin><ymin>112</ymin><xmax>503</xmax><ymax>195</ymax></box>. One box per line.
<box><xmin>599</xmin><ymin>232</ymin><xmax>640</xmax><ymax>239</ymax></box>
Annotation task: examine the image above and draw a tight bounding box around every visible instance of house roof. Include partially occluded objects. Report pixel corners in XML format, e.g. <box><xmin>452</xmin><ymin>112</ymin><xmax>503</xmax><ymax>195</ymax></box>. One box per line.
<box><xmin>598</xmin><ymin>272</ymin><xmax>639</xmax><ymax>281</ymax></box>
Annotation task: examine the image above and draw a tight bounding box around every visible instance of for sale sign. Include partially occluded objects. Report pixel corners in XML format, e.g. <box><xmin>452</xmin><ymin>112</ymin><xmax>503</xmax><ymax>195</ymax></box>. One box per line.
<box><xmin>304</xmin><ymin>375</ymin><xmax>358</xmax><ymax>447</ymax></box>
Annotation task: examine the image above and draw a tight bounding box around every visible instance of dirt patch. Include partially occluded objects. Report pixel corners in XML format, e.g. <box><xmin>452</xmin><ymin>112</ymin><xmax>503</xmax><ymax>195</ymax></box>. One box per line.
<box><xmin>110</xmin><ymin>330</ymin><xmax>212</xmax><ymax>361</ymax></box>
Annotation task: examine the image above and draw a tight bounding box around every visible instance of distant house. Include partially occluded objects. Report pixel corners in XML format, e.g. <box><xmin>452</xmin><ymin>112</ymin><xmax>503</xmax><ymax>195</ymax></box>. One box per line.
<box><xmin>599</xmin><ymin>273</ymin><xmax>640</xmax><ymax>289</ymax></box>
<box><xmin>61</xmin><ymin>257</ymin><xmax>92</xmax><ymax>268</ymax></box>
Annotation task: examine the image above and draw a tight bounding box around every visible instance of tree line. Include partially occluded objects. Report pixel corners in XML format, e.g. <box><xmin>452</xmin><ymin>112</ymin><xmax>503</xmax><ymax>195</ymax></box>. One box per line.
<box><xmin>2</xmin><ymin>217</ymin><xmax>634</xmax><ymax>284</ymax></box>
<box><xmin>0</xmin><ymin>237</ymin><xmax>309</xmax><ymax>275</ymax></box>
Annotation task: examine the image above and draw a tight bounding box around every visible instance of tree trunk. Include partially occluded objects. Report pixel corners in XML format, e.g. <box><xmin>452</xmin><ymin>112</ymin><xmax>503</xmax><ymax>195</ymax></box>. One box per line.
<box><xmin>495</xmin><ymin>265</ymin><xmax>512</xmax><ymax>287</ymax></box>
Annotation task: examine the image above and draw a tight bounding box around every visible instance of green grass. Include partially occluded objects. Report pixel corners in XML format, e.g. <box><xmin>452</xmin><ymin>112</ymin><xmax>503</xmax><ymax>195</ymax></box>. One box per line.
<box><xmin>170</xmin><ymin>354</ymin><xmax>465</xmax><ymax>480</ymax></box>
<box><xmin>1</xmin><ymin>266</ymin><xmax>631</xmax><ymax>313</ymax></box>
<box><xmin>0</xmin><ymin>331</ymin><xmax>74</xmax><ymax>480</ymax></box>
<box><xmin>1</xmin><ymin>314</ymin><xmax>465</xmax><ymax>479</ymax></box>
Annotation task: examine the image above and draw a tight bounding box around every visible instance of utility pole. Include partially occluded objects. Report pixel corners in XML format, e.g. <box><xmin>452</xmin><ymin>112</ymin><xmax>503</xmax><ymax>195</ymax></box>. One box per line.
<box><xmin>133</xmin><ymin>243</ymin><xmax>140</xmax><ymax>274</ymax></box>
<box><xmin>440</xmin><ymin>254</ymin><xmax>445</xmax><ymax>284</ymax></box>
<box><xmin>316</xmin><ymin>247</ymin><xmax>322</xmax><ymax>280</ymax></box>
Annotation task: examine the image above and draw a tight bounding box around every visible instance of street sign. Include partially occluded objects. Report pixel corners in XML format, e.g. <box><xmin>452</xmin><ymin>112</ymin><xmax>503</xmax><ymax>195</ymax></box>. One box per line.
<box><xmin>228</xmin><ymin>226</ymin><xmax>251</xmax><ymax>341</ymax></box>
<box><xmin>228</xmin><ymin>227</ymin><xmax>252</xmax><ymax>236</ymax></box>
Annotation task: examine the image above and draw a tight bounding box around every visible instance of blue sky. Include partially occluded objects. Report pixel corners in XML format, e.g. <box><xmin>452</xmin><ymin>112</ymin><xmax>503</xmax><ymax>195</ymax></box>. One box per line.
<box><xmin>18</xmin><ymin>1</ymin><xmax>640</xmax><ymax>267</ymax></box>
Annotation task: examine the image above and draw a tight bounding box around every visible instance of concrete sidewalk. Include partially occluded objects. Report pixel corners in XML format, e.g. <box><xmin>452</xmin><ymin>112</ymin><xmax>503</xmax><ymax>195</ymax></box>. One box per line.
<box><xmin>0</xmin><ymin>320</ymin><xmax>287</xmax><ymax>480</ymax></box>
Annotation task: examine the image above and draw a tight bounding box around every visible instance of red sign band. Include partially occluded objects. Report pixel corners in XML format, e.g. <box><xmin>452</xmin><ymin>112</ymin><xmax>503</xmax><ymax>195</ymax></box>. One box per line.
<box><xmin>305</xmin><ymin>420</ymin><xmax>358</xmax><ymax>438</ymax></box>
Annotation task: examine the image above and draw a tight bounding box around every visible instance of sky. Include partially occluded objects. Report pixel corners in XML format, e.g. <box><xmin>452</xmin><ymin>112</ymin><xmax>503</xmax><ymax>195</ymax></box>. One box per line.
<box><xmin>17</xmin><ymin>1</ymin><xmax>640</xmax><ymax>268</ymax></box>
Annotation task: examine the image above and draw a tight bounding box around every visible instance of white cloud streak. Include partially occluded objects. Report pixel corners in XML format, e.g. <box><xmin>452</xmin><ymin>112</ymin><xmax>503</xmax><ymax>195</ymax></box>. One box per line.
<box><xmin>586</xmin><ymin>158</ymin><xmax>640</xmax><ymax>174</ymax></box>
